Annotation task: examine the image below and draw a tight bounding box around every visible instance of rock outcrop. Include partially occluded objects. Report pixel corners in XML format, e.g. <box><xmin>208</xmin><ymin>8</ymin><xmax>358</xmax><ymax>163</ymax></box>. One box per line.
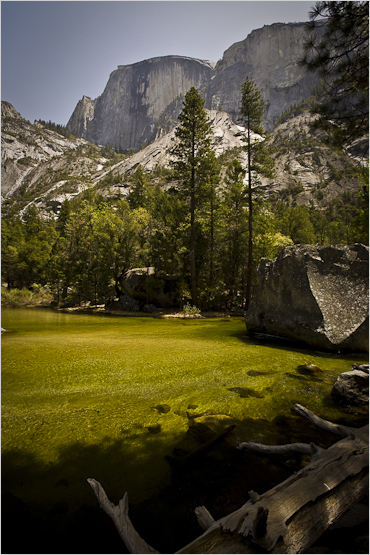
<box><xmin>204</xmin><ymin>23</ymin><xmax>319</xmax><ymax>129</ymax></box>
<box><xmin>1</xmin><ymin>101</ymin><xmax>87</xmax><ymax>200</ymax></box>
<box><xmin>67</xmin><ymin>23</ymin><xmax>320</xmax><ymax>150</ymax></box>
<box><xmin>256</xmin><ymin>111</ymin><xmax>365</xmax><ymax>209</ymax></box>
<box><xmin>331</xmin><ymin>369</ymin><xmax>369</xmax><ymax>406</ymax></box>
<box><xmin>92</xmin><ymin>109</ymin><xmax>253</xmax><ymax>184</ymax></box>
<box><xmin>245</xmin><ymin>244</ymin><xmax>369</xmax><ymax>352</ymax></box>
<box><xmin>67</xmin><ymin>56</ymin><xmax>215</xmax><ymax>152</ymax></box>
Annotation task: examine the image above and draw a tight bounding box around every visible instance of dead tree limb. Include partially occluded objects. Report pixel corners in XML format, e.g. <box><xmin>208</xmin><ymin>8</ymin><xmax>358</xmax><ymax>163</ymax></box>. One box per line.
<box><xmin>194</xmin><ymin>506</ymin><xmax>216</xmax><ymax>531</ymax></box>
<box><xmin>291</xmin><ymin>403</ymin><xmax>357</xmax><ymax>438</ymax></box>
<box><xmin>87</xmin><ymin>406</ymin><xmax>368</xmax><ymax>554</ymax></box>
<box><xmin>87</xmin><ymin>478</ymin><xmax>159</xmax><ymax>554</ymax></box>
<box><xmin>238</xmin><ymin>441</ymin><xmax>324</xmax><ymax>461</ymax></box>
<box><xmin>178</xmin><ymin>424</ymin><xmax>368</xmax><ymax>553</ymax></box>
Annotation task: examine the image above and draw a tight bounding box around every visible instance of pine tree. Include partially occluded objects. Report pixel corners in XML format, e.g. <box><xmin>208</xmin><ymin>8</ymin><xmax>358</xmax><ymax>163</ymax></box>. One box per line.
<box><xmin>300</xmin><ymin>1</ymin><xmax>369</xmax><ymax>146</ymax></box>
<box><xmin>169</xmin><ymin>87</ymin><xmax>217</xmax><ymax>305</ymax></box>
<box><xmin>221</xmin><ymin>159</ymin><xmax>248</xmax><ymax>307</ymax></box>
<box><xmin>240</xmin><ymin>77</ymin><xmax>274</xmax><ymax>309</ymax></box>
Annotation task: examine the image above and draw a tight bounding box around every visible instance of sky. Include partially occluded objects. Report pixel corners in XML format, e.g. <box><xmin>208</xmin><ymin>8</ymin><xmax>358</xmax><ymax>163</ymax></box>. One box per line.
<box><xmin>1</xmin><ymin>1</ymin><xmax>314</xmax><ymax>125</ymax></box>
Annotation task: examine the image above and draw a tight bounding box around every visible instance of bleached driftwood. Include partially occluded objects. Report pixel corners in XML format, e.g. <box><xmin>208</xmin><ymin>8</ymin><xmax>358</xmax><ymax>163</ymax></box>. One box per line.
<box><xmin>87</xmin><ymin>478</ymin><xmax>159</xmax><ymax>554</ymax></box>
<box><xmin>291</xmin><ymin>403</ymin><xmax>357</xmax><ymax>438</ymax></box>
<box><xmin>238</xmin><ymin>440</ymin><xmax>324</xmax><ymax>461</ymax></box>
<box><xmin>87</xmin><ymin>404</ymin><xmax>369</xmax><ymax>554</ymax></box>
<box><xmin>194</xmin><ymin>506</ymin><xmax>216</xmax><ymax>531</ymax></box>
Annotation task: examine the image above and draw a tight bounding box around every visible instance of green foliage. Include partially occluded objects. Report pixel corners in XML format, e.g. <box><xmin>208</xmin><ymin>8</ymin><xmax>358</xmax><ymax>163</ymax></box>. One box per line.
<box><xmin>1</xmin><ymin>286</ymin><xmax>53</xmax><ymax>307</ymax></box>
<box><xmin>240</xmin><ymin>78</ymin><xmax>266</xmax><ymax>135</ymax></box>
<box><xmin>169</xmin><ymin>87</ymin><xmax>220</xmax><ymax>305</ymax></box>
<box><xmin>37</xmin><ymin>119</ymin><xmax>75</xmax><ymax>139</ymax></box>
<box><xmin>300</xmin><ymin>1</ymin><xmax>369</xmax><ymax>146</ymax></box>
<box><xmin>183</xmin><ymin>303</ymin><xmax>201</xmax><ymax>317</ymax></box>
<box><xmin>17</xmin><ymin>156</ymin><xmax>34</xmax><ymax>166</ymax></box>
<box><xmin>2</xmin><ymin>101</ymin><xmax>368</xmax><ymax>311</ymax></box>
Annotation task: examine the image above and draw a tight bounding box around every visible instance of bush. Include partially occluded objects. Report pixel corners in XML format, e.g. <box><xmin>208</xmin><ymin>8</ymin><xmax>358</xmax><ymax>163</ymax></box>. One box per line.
<box><xmin>183</xmin><ymin>303</ymin><xmax>201</xmax><ymax>317</ymax></box>
<box><xmin>1</xmin><ymin>287</ymin><xmax>53</xmax><ymax>307</ymax></box>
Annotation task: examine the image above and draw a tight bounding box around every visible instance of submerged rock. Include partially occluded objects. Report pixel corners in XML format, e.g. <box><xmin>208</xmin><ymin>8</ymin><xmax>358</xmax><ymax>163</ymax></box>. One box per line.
<box><xmin>245</xmin><ymin>244</ymin><xmax>369</xmax><ymax>352</ymax></box>
<box><xmin>227</xmin><ymin>387</ymin><xmax>264</xmax><ymax>398</ymax></box>
<box><xmin>296</xmin><ymin>364</ymin><xmax>324</xmax><ymax>381</ymax></box>
<box><xmin>247</xmin><ymin>370</ymin><xmax>273</xmax><ymax>376</ymax></box>
<box><xmin>297</xmin><ymin>364</ymin><xmax>323</xmax><ymax>374</ymax></box>
<box><xmin>147</xmin><ymin>424</ymin><xmax>162</xmax><ymax>434</ymax></box>
<box><xmin>153</xmin><ymin>404</ymin><xmax>171</xmax><ymax>414</ymax></box>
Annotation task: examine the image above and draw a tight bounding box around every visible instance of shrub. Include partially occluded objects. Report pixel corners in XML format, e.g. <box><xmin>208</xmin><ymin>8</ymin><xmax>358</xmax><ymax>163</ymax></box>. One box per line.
<box><xmin>1</xmin><ymin>287</ymin><xmax>53</xmax><ymax>307</ymax></box>
<box><xmin>183</xmin><ymin>303</ymin><xmax>201</xmax><ymax>317</ymax></box>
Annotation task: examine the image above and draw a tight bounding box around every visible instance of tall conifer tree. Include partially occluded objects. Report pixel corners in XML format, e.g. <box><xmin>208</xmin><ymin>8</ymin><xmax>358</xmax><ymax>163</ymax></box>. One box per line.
<box><xmin>240</xmin><ymin>77</ymin><xmax>274</xmax><ymax>310</ymax></box>
<box><xmin>170</xmin><ymin>87</ymin><xmax>217</xmax><ymax>305</ymax></box>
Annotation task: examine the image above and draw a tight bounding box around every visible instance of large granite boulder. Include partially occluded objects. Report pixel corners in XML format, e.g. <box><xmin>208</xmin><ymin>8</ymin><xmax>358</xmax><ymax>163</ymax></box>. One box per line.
<box><xmin>245</xmin><ymin>244</ymin><xmax>369</xmax><ymax>352</ymax></box>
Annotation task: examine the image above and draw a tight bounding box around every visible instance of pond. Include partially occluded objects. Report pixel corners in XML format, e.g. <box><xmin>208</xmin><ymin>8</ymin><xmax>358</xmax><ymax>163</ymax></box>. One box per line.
<box><xmin>1</xmin><ymin>308</ymin><xmax>367</xmax><ymax>552</ymax></box>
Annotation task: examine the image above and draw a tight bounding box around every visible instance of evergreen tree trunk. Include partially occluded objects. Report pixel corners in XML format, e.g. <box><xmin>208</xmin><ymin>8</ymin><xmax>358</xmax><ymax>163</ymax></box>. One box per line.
<box><xmin>209</xmin><ymin>194</ymin><xmax>214</xmax><ymax>287</ymax></box>
<box><xmin>190</xmin><ymin>163</ymin><xmax>197</xmax><ymax>306</ymax></box>
<box><xmin>245</xmin><ymin>123</ymin><xmax>253</xmax><ymax>311</ymax></box>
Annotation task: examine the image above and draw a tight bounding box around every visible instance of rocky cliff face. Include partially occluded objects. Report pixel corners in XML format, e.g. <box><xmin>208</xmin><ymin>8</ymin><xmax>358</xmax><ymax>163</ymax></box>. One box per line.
<box><xmin>204</xmin><ymin>23</ymin><xmax>319</xmax><ymax>129</ymax></box>
<box><xmin>67</xmin><ymin>23</ymin><xmax>320</xmax><ymax>149</ymax></box>
<box><xmin>256</xmin><ymin>111</ymin><xmax>363</xmax><ymax>208</ymax></box>
<box><xmin>1</xmin><ymin>102</ymin><xmax>255</xmax><ymax>216</ymax></box>
<box><xmin>67</xmin><ymin>56</ymin><xmax>215</xmax><ymax>152</ymax></box>
<box><xmin>94</xmin><ymin>110</ymin><xmax>254</xmax><ymax>181</ymax></box>
<box><xmin>1</xmin><ymin>101</ymin><xmax>87</xmax><ymax>200</ymax></box>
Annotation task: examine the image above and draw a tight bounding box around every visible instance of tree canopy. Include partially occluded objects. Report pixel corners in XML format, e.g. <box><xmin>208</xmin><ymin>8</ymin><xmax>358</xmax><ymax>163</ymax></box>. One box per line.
<box><xmin>300</xmin><ymin>1</ymin><xmax>369</xmax><ymax>147</ymax></box>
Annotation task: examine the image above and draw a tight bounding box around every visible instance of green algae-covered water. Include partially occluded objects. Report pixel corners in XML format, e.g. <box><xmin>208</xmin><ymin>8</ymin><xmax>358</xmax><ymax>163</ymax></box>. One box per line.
<box><xmin>2</xmin><ymin>308</ymin><xmax>368</xmax><ymax>519</ymax></box>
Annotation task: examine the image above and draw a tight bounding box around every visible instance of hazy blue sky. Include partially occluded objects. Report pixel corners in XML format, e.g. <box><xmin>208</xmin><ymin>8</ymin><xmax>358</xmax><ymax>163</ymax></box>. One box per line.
<box><xmin>1</xmin><ymin>1</ymin><xmax>314</xmax><ymax>125</ymax></box>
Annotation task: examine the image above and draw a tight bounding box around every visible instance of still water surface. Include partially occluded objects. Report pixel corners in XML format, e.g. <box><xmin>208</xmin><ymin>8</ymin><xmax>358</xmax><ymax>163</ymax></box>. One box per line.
<box><xmin>2</xmin><ymin>308</ymin><xmax>367</xmax><ymax>514</ymax></box>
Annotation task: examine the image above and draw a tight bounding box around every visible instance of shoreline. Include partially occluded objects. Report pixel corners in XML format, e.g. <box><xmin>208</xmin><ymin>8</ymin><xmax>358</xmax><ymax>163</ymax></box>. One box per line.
<box><xmin>55</xmin><ymin>305</ymin><xmax>245</xmax><ymax>319</ymax></box>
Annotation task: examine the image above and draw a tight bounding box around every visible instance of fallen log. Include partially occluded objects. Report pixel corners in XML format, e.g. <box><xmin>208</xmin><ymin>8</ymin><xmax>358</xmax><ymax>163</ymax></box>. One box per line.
<box><xmin>87</xmin><ymin>404</ymin><xmax>369</xmax><ymax>554</ymax></box>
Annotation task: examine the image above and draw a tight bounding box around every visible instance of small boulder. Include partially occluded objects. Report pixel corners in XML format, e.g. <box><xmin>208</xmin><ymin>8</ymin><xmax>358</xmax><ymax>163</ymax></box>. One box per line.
<box><xmin>143</xmin><ymin>304</ymin><xmax>157</xmax><ymax>313</ymax></box>
<box><xmin>331</xmin><ymin>370</ymin><xmax>369</xmax><ymax>406</ymax></box>
<box><xmin>118</xmin><ymin>295</ymin><xmax>140</xmax><ymax>311</ymax></box>
<box><xmin>147</xmin><ymin>424</ymin><xmax>161</xmax><ymax>434</ymax></box>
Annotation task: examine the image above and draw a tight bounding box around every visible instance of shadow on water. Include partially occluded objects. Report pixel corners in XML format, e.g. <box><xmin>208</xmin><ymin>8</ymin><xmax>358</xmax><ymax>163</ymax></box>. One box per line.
<box><xmin>3</xmin><ymin>408</ymin><xmax>368</xmax><ymax>555</ymax></box>
<box><xmin>234</xmin><ymin>329</ymin><xmax>339</xmax><ymax>357</ymax></box>
<box><xmin>1</xmin><ymin>431</ymin><xmax>175</xmax><ymax>554</ymax></box>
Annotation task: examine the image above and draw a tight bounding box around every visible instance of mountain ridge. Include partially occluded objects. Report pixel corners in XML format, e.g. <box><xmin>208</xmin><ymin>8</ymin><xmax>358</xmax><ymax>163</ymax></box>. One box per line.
<box><xmin>2</xmin><ymin>99</ymin><xmax>364</xmax><ymax>220</ymax></box>
<box><xmin>67</xmin><ymin>22</ymin><xmax>320</xmax><ymax>150</ymax></box>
